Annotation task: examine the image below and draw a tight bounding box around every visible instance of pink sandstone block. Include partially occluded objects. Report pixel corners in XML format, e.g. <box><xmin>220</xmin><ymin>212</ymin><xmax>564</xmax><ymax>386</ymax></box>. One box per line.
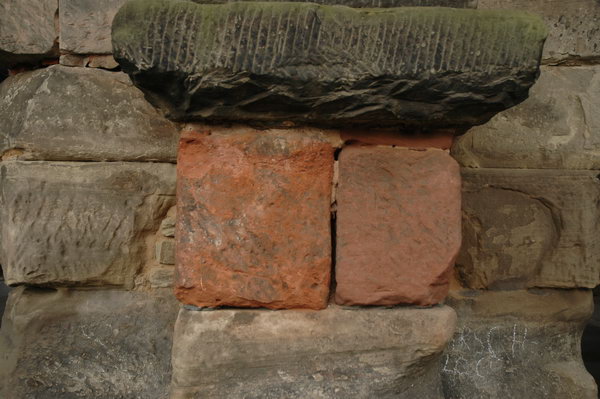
<box><xmin>335</xmin><ymin>146</ymin><xmax>461</xmax><ymax>306</ymax></box>
<box><xmin>175</xmin><ymin>126</ymin><xmax>334</xmax><ymax>310</ymax></box>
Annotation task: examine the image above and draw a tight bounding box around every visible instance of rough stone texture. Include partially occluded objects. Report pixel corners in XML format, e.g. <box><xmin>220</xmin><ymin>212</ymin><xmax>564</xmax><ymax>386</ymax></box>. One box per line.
<box><xmin>0</xmin><ymin>161</ymin><xmax>176</xmax><ymax>288</ymax></box>
<box><xmin>335</xmin><ymin>146</ymin><xmax>461</xmax><ymax>306</ymax></box>
<box><xmin>156</xmin><ymin>238</ymin><xmax>175</xmax><ymax>265</ymax></box>
<box><xmin>176</xmin><ymin>126</ymin><xmax>333</xmax><ymax>309</ymax></box>
<box><xmin>59</xmin><ymin>0</ymin><xmax>127</xmax><ymax>55</ymax></box>
<box><xmin>458</xmin><ymin>168</ymin><xmax>600</xmax><ymax>290</ymax></box>
<box><xmin>452</xmin><ymin>66</ymin><xmax>600</xmax><ymax>170</ymax></box>
<box><xmin>113</xmin><ymin>0</ymin><xmax>546</xmax><ymax>128</ymax></box>
<box><xmin>171</xmin><ymin>305</ymin><xmax>456</xmax><ymax>398</ymax></box>
<box><xmin>0</xmin><ymin>0</ymin><xmax>58</xmax><ymax>67</ymax></box>
<box><xmin>148</xmin><ymin>266</ymin><xmax>175</xmax><ymax>288</ymax></box>
<box><xmin>59</xmin><ymin>54</ymin><xmax>119</xmax><ymax>69</ymax></box>
<box><xmin>0</xmin><ymin>287</ymin><xmax>179</xmax><ymax>399</ymax></box>
<box><xmin>478</xmin><ymin>0</ymin><xmax>600</xmax><ymax>63</ymax></box>
<box><xmin>194</xmin><ymin>0</ymin><xmax>477</xmax><ymax>6</ymax></box>
<box><xmin>0</xmin><ymin>65</ymin><xmax>178</xmax><ymax>162</ymax></box>
<box><xmin>442</xmin><ymin>289</ymin><xmax>597</xmax><ymax>398</ymax></box>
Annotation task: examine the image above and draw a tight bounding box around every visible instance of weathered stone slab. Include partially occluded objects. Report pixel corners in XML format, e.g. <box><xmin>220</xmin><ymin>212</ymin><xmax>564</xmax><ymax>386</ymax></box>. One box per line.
<box><xmin>112</xmin><ymin>1</ymin><xmax>546</xmax><ymax>128</ymax></box>
<box><xmin>171</xmin><ymin>305</ymin><xmax>456</xmax><ymax>398</ymax></box>
<box><xmin>452</xmin><ymin>66</ymin><xmax>600</xmax><ymax>170</ymax></box>
<box><xmin>0</xmin><ymin>65</ymin><xmax>178</xmax><ymax>162</ymax></box>
<box><xmin>457</xmin><ymin>168</ymin><xmax>600</xmax><ymax>289</ymax></box>
<box><xmin>0</xmin><ymin>287</ymin><xmax>179</xmax><ymax>399</ymax></box>
<box><xmin>442</xmin><ymin>289</ymin><xmax>597</xmax><ymax>399</ymax></box>
<box><xmin>335</xmin><ymin>146</ymin><xmax>461</xmax><ymax>306</ymax></box>
<box><xmin>59</xmin><ymin>0</ymin><xmax>127</xmax><ymax>55</ymax></box>
<box><xmin>176</xmin><ymin>126</ymin><xmax>333</xmax><ymax>309</ymax></box>
<box><xmin>478</xmin><ymin>0</ymin><xmax>600</xmax><ymax>63</ymax></box>
<box><xmin>56</xmin><ymin>0</ymin><xmax>476</xmax><ymax>56</ymax></box>
<box><xmin>0</xmin><ymin>161</ymin><xmax>176</xmax><ymax>287</ymax></box>
<box><xmin>0</xmin><ymin>0</ymin><xmax>58</xmax><ymax>67</ymax></box>
<box><xmin>195</xmin><ymin>0</ymin><xmax>477</xmax><ymax>7</ymax></box>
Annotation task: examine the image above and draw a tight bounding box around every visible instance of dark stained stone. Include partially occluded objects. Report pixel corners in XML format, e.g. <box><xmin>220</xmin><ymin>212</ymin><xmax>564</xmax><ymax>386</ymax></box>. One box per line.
<box><xmin>457</xmin><ymin>168</ymin><xmax>600</xmax><ymax>290</ymax></box>
<box><xmin>112</xmin><ymin>0</ymin><xmax>546</xmax><ymax>128</ymax></box>
<box><xmin>0</xmin><ymin>287</ymin><xmax>179</xmax><ymax>399</ymax></box>
<box><xmin>442</xmin><ymin>289</ymin><xmax>597</xmax><ymax>398</ymax></box>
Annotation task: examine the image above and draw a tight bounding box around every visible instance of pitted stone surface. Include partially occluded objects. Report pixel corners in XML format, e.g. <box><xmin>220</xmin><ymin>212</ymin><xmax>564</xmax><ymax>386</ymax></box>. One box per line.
<box><xmin>442</xmin><ymin>289</ymin><xmax>597</xmax><ymax>399</ymax></box>
<box><xmin>452</xmin><ymin>66</ymin><xmax>600</xmax><ymax>170</ymax></box>
<box><xmin>0</xmin><ymin>65</ymin><xmax>178</xmax><ymax>162</ymax></box>
<box><xmin>0</xmin><ymin>161</ymin><xmax>176</xmax><ymax>287</ymax></box>
<box><xmin>112</xmin><ymin>0</ymin><xmax>546</xmax><ymax>128</ymax></box>
<box><xmin>0</xmin><ymin>0</ymin><xmax>58</xmax><ymax>67</ymax></box>
<box><xmin>478</xmin><ymin>0</ymin><xmax>600</xmax><ymax>63</ymax></box>
<box><xmin>458</xmin><ymin>168</ymin><xmax>600</xmax><ymax>290</ymax></box>
<box><xmin>335</xmin><ymin>146</ymin><xmax>461</xmax><ymax>306</ymax></box>
<box><xmin>60</xmin><ymin>0</ymin><xmax>128</xmax><ymax>54</ymax></box>
<box><xmin>0</xmin><ymin>287</ymin><xmax>179</xmax><ymax>399</ymax></box>
<box><xmin>175</xmin><ymin>126</ymin><xmax>333</xmax><ymax>309</ymax></box>
<box><xmin>171</xmin><ymin>305</ymin><xmax>456</xmax><ymax>398</ymax></box>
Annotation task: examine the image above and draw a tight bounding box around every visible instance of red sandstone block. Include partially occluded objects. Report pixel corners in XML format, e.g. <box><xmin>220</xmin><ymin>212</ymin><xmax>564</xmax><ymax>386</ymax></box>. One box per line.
<box><xmin>335</xmin><ymin>146</ymin><xmax>461</xmax><ymax>306</ymax></box>
<box><xmin>175</xmin><ymin>126</ymin><xmax>334</xmax><ymax>310</ymax></box>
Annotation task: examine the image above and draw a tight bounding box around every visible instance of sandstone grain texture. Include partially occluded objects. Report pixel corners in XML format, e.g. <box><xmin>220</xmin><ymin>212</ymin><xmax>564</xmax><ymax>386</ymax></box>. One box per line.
<box><xmin>176</xmin><ymin>126</ymin><xmax>334</xmax><ymax>309</ymax></box>
<box><xmin>478</xmin><ymin>0</ymin><xmax>600</xmax><ymax>63</ymax></box>
<box><xmin>113</xmin><ymin>0</ymin><xmax>546</xmax><ymax>128</ymax></box>
<box><xmin>59</xmin><ymin>0</ymin><xmax>128</xmax><ymax>55</ymax></box>
<box><xmin>0</xmin><ymin>65</ymin><xmax>178</xmax><ymax>162</ymax></box>
<box><xmin>452</xmin><ymin>66</ymin><xmax>600</xmax><ymax>170</ymax></box>
<box><xmin>0</xmin><ymin>287</ymin><xmax>179</xmax><ymax>399</ymax></box>
<box><xmin>0</xmin><ymin>161</ymin><xmax>176</xmax><ymax>288</ymax></box>
<box><xmin>441</xmin><ymin>289</ymin><xmax>597</xmax><ymax>398</ymax></box>
<box><xmin>335</xmin><ymin>146</ymin><xmax>461</xmax><ymax>306</ymax></box>
<box><xmin>0</xmin><ymin>0</ymin><xmax>58</xmax><ymax>67</ymax></box>
<box><xmin>171</xmin><ymin>305</ymin><xmax>456</xmax><ymax>398</ymax></box>
<box><xmin>458</xmin><ymin>168</ymin><xmax>600</xmax><ymax>290</ymax></box>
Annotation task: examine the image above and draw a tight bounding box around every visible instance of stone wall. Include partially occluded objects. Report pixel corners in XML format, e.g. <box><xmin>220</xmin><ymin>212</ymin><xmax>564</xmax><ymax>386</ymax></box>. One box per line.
<box><xmin>0</xmin><ymin>0</ymin><xmax>598</xmax><ymax>398</ymax></box>
<box><xmin>0</xmin><ymin>2</ymin><xmax>180</xmax><ymax>397</ymax></box>
<box><xmin>445</xmin><ymin>1</ymin><xmax>600</xmax><ymax>397</ymax></box>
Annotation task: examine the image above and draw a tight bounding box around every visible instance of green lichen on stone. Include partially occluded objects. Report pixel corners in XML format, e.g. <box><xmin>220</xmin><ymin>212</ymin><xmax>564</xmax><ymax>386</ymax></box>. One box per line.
<box><xmin>111</xmin><ymin>0</ymin><xmax>547</xmax><ymax>128</ymax></box>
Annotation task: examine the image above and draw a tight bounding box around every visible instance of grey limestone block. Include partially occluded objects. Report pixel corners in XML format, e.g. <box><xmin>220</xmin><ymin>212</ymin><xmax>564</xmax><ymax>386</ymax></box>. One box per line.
<box><xmin>478</xmin><ymin>0</ymin><xmax>600</xmax><ymax>63</ymax></box>
<box><xmin>170</xmin><ymin>305</ymin><xmax>457</xmax><ymax>398</ymax></box>
<box><xmin>0</xmin><ymin>65</ymin><xmax>178</xmax><ymax>162</ymax></box>
<box><xmin>441</xmin><ymin>289</ymin><xmax>597</xmax><ymax>399</ymax></box>
<box><xmin>452</xmin><ymin>65</ymin><xmax>600</xmax><ymax>170</ymax></box>
<box><xmin>0</xmin><ymin>0</ymin><xmax>58</xmax><ymax>67</ymax></box>
<box><xmin>112</xmin><ymin>0</ymin><xmax>546</xmax><ymax>129</ymax></box>
<box><xmin>457</xmin><ymin>168</ymin><xmax>600</xmax><ymax>290</ymax></box>
<box><xmin>0</xmin><ymin>287</ymin><xmax>180</xmax><ymax>399</ymax></box>
<box><xmin>0</xmin><ymin>161</ymin><xmax>176</xmax><ymax>288</ymax></box>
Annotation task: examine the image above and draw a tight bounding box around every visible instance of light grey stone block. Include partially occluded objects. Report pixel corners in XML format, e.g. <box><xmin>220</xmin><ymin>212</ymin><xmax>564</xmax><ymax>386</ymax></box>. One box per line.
<box><xmin>0</xmin><ymin>161</ymin><xmax>176</xmax><ymax>288</ymax></box>
<box><xmin>452</xmin><ymin>66</ymin><xmax>600</xmax><ymax>170</ymax></box>
<box><xmin>171</xmin><ymin>305</ymin><xmax>456</xmax><ymax>398</ymax></box>
<box><xmin>0</xmin><ymin>0</ymin><xmax>58</xmax><ymax>67</ymax></box>
<box><xmin>0</xmin><ymin>65</ymin><xmax>178</xmax><ymax>162</ymax></box>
